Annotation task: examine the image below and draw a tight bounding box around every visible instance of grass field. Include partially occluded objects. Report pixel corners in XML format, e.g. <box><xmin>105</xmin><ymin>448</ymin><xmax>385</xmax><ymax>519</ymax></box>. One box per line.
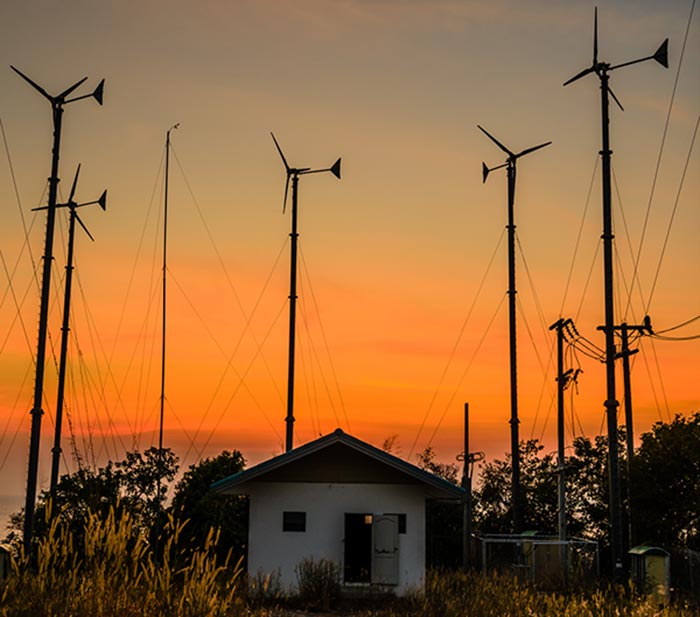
<box><xmin>1</xmin><ymin>507</ymin><xmax>696</xmax><ymax>616</ymax></box>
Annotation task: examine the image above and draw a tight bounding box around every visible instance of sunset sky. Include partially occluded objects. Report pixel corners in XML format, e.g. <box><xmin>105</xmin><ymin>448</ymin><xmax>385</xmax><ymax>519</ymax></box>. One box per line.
<box><xmin>0</xmin><ymin>0</ymin><xmax>698</xmax><ymax>501</ymax></box>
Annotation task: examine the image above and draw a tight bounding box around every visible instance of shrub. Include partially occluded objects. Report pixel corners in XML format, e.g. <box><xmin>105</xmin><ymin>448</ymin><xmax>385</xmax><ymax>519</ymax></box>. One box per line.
<box><xmin>294</xmin><ymin>556</ymin><xmax>341</xmax><ymax>611</ymax></box>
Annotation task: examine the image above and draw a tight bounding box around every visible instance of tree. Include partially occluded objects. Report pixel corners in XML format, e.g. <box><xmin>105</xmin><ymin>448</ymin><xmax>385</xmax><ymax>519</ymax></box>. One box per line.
<box><xmin>5</xmin><ymin>447</ymin><xmax>179</xmax><ymax>548</ymax></box>
<box><xmin>170</xmin><ymin>450</ymin><xmax>248</xmax><ymax>562</ymax></box>
<box><xmin>416</xmin><ymin>446</ymin><xmax>460</xmax><ymax>484</ymax></box>
<box><xmin>631</xmin><ymin>412</ymin><xmax>700</xmax><ymax>549</ymax></box>
<box><xmin>473</xmin><ymin>439</ymin><xmax>558</xmax><ymax>534</ymax></box>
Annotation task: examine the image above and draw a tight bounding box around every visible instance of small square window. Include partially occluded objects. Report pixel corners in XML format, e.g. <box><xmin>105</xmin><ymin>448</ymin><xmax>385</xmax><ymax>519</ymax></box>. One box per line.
<box><xmin>283</xmin><ymin>511</ymin><xmax>306</xmax><ymax>532</ymax></box>
<box><xmin>384</xmin><ymin>513</ymin><xmax>407</xmax><ymax>534</ymax></box>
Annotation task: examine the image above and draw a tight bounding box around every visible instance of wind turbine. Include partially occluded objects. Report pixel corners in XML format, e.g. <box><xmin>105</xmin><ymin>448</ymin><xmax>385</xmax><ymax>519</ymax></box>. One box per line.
<box><xmin>479</xmin><ymin>125</ymin><xmax>551</xmax><ymax>534</ymax></box>
<box><xmin>12</xmin><ymin>66</ymin><xmax>104</xmax><ymax>550</ymax></box>
<box><xmin>563</xmin><ymin>7</ymin><xmax>668</xmax><ymax>578</ymax></box>
<box><xmin>271</xmin><ymin>132</ymin><xmax>341</xmax><ymax>452</ymax></box>
<box><xmin>32</xmin><ymin>164</ymin><xmax>107</xmax><ymax>494</ymax></box>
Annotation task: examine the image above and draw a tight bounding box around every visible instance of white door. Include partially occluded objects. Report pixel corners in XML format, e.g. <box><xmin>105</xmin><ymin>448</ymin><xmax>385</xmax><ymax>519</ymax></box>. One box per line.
<box><xmin>371</xmin><ymin>514</ymin><xmax>399</xmax><ymax>585</ymax></box>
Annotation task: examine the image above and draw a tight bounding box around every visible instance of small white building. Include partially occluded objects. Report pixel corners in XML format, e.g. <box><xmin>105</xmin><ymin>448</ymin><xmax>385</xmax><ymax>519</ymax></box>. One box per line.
<box><xmin>212</xmin><ymin>428</ymin><xmax>463</xmax><ymax>595</ymax></box>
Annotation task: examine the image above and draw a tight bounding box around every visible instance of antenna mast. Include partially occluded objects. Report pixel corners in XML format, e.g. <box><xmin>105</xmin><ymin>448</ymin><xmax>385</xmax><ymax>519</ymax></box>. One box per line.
<box><xmin>271</xmin><ymin>133</ymin><xmax>341</xmax><ymax>451</ymax></box>
<box><xmin>49</xmin><ymin>165</ymin><xmax>107</xmax><ymax>493</ymax></box>
<box><xmin>155</xmin><ymin>123</ymin><xmax>179</xmax><ymax>551</ymax></box>
<box><xmin>479</xmin><ymin>125</ymin><xmax>551</xmax><ymax>533</ymax></box>
<box><xmin>12</xmin><ymin>66</ymin><xmax>104</xmax><ymax>551</ymax></box>
<box><xmin>564</xmin><ymin>7</ymin><xmax>668</xmax><ymax>578</ymax></box>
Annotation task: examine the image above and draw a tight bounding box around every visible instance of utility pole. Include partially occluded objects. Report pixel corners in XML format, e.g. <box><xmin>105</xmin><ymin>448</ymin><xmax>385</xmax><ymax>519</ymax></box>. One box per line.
<box><xmin>613</xmin><ymin>316</ymin><xmax>652</xmax><ymax>549</ymax></box>
<box><xmin>550</xmin><ymin>318</ymin><xmax>573</xmax><ymax>580</ymax></box>
<box><xmin>564</xmin><ymin>8</ymin><xmax>667</xmax><ymax>578</ymax></box>
<box><xmin>12</xmin><ymin>66</ymin><xmax>104</xmax><ymax>552</ymax></box>
<box><xmin>479</xmin><ymin>125</ymin><xmax>551</xmax><ymax>533</ymax></box>
<box><xmin>459</xmin><ymin>402</ymin><xmax>483</xmax><ymax>570</ymax></box>
<box><xmin>49</xmin><ymin>165</ymin><xmax>106</xmax><ymax>493</ymax></box>
<box><xmin>550</xmin><ymin>319</ymin><xmax>572</xmax><ymax>542</ymax></box>
<box><xmin>270</xmin><ymin>133</ymin><xmax>341</xmax><ymax>452</ymax></box>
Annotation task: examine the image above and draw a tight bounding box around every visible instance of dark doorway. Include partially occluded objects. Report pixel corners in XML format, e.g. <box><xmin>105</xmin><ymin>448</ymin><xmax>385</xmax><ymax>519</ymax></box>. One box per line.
<box><xmin>344</xmin><ymin>513</ymin><xmax>372</xmax><ymax>583</ymax></box>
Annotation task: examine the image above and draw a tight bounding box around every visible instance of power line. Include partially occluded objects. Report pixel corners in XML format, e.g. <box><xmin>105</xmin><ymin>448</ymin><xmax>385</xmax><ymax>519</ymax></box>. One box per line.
<box><xmin>646</xmin><ymin>113</ymin><xmax>700</xmax><ymax>312</ymax></box>
<box><xmin>626</xmin><ymin>0</ymin><xmax>696</xmax><ymax>318</ymax></box>
<box><xmin>408</xmin><ymin>228</ymin><xmax>505</xmax><ymax>459</ymax></box>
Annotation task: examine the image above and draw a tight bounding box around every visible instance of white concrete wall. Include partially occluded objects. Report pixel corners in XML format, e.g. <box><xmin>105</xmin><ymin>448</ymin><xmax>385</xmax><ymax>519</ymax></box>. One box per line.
<box><xmin>245</xmin><ymin>482</ymin><xmax>426</xmax><ymax>595</ymax></box>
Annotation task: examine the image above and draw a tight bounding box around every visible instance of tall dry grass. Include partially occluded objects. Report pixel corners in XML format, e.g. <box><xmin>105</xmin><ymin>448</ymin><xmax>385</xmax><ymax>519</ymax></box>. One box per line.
<box><xmin>0</xmin><ymin>505</ymin><xmax>244</xmax><ymax>617</ymax></box>
<box><xmin>358</xmin><ymin>569</ymin><xmax>698</xmax><ymax>617</ymax></box>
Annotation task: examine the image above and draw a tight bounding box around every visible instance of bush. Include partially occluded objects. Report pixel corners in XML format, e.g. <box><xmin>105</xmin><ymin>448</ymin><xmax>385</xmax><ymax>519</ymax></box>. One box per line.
<box><xmin>294</xmin><ymin>556</ymin><xmax>341</xmax><ymax>611</ymax></box>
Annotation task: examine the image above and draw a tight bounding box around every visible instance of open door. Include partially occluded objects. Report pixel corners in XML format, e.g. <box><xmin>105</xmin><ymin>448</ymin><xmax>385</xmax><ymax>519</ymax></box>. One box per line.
<box><xmin>371</xmin><ymin>514</ymin><xmax>399</xmax><ymax>585</ymax></box>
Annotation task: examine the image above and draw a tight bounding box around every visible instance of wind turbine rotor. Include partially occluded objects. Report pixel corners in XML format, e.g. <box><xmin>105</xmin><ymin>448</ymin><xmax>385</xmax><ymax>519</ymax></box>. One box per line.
<box><xmin>75</xmin><ymin>213</ymin><xmax>95</xmax><ymax>242</ymax></box>
<box><xmin>282</xmin><ymin>175</ymin><xmax>290</xmax><ymax>214</ymax></box>
<box><xmin>68</xmin><ymin>164</ymin><xmax>81</xmax><ymax>204</ymax></box>
<box><xmin>271</xmin><ymin>132</ymin><xmax>291</xmax><ymax>173</ymax></box>
<box><xmin>477</xmin><ymin>125</ymin><xmax>515</xmax><ymax>158</ymax></box>
<box><xmin>593</xmin><ymin>6</ymin><xmax>598</xmax><ymax>65</ymax></box>
<box><xmin>515</xmin><ymin>141</ymin><xmax>552</xmax><ymax>159</ymax></box>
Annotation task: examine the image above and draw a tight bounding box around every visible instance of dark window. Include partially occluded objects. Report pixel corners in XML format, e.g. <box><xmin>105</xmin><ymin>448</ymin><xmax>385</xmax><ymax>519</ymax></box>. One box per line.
<box><xmin>384</xmin><ymin>513</ymin><xmax>407</xmax><ymax>534</ymax></box>
<box><xmin>283</xmin><ymin>511</ymin><xmax>306</xmax><ymax>532</ymax></box>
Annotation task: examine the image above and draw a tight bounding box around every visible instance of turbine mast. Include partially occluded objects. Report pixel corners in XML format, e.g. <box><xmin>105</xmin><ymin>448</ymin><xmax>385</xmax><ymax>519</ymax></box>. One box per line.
<box><xmin>564</xmin><ymin>7</ymin><xmax>668</xmax><ymax>578</ymax></box>
<box><xmin>479</xmin><ymin>125</ymin><xmax>550</xmax><ymax>534</ymax></box>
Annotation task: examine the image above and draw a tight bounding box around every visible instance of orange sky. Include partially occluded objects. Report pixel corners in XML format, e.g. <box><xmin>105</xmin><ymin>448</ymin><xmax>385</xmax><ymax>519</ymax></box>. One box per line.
<box><xmin>0</xmin><ymin>0</ymin><xmax>698</xmax><ymax>500</ymax></box>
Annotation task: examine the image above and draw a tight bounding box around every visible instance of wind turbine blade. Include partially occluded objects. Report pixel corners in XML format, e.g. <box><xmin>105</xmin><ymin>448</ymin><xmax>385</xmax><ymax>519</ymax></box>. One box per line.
<box><xmin>75</xmin><ymin>213</ymin><xmax>95</xmax><ymax>242</ymax></box>
<box><xmin>282</xmin><ymin>175</ymin><xmax>290</xmax><ymax>214</ymax></box>
<box><xmin>330</xmin><ymin>158</ymin><xmax>341</xmax><ymax>179</ymax></box>
<box><xmin>654</xmin><ymin>38</ymin><xmax>669</xmax><ymax>68</ymax></box>
<box><xmin>516</xmin><ymin>141</ymin><xmax>552</xmax><ymax>158</ymax></box>
<box><xmin>563</xmin><ymin>66</ymin><xmax>595</xmax><ymax>86</ymax></box>
<box><xmin>593</xmin><ymin>7</ymin><xmax>598</xmax><ymax>65</ymax></box>
<box><xmin>271</xmin><ymin>132</ymin><xmax>290</xmax><ymax>172</ymax></box>
<box><xmin>57</xmin><ymin>76</ymin><xmax>89</xmax><ymax>100</ymax></box>
<box><xmin>11</xmin><ymin>66</ymin><xmax>52</xmax><ymax>101</ymax></box>
<box><xmin>608</xmin><ymin>86</ymin><xmax>624</xmax><ymax>111</ymax></box>
<box><xmin>68</xmin><ymin>164</ymin><xmax>81</xmax><ymax>203</ymax></box>
<box><xmin>477</xmin><ymin>125</ymin><xmax>514</xmax><ymax>158</ymax></box>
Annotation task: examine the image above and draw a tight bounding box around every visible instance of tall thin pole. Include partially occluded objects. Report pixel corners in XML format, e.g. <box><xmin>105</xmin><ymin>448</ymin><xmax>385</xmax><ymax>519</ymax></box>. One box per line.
<box><xmin>599</xmin><ymin>69</ymin><xmax>625</xmax><ymax>578</ymax></box>
<box><xmin>550</xmin><ymin>318</ymin><xmax>570</xmax><ymax>543</ymax></box>
<box><xmin>480</xmin><ymin>126</ymin><xmax>550</xmax><ymax>534</ymax></box>
<box><xmin>615</xmin><ymin>319</ymin><xmax>648</xmax><ymax>549</ymax></box>
<box><xmin>620</xmin><ymin>324</ymin><xmax>634</xmax><ymax>468</ymax></box>
<box><xmin>550</xmin><ymin>318</ymin><xmax>572</xmax><ymax>582</ymax></box>
<box><xmin>155</xmin><ymin>124</ymin><xmax>177</xmax><ymax>552</ymax></box>
<box><xmin>24</xmin><ymin>104</ymin><xmax>63</xmax><ymax>550</ymax></box>
<box><xmin>462</xmin><ymin>402</ymin><xmax>472</xmax><ymax>570</ymax></box>
<box><xmin>506</xmin><ymin>161</ymin><xmax>522</xmax><ymax>534</ymax></box>
<box><xmin>14</xmin><ymin>66</ymin><xmax>104</xmax><ymax>551</ymax></box>
<box><xmin>286</xmin><ymin>174</ymin><xmax>299</xmax><ymax>452</ymax></box>
<box><xmin>563</xmin><ymin>8</ymin><xmax>668</xmax><ymax>578</ymax></box>
<box><xmin>160</xmin><ymin>129</ymin><xmax>172</xmax><ymax>459</ymax></box>
<box><xmin>50</xmin><ymin>208</ymin><xmax>77</xmax><ymax>492</ymax></box>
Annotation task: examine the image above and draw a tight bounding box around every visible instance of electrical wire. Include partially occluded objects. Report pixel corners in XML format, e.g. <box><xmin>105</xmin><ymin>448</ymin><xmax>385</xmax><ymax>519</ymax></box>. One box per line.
<box><xmin>408</xmin><ymin>228</ymin><xmax>505</xmax><ymax>459</ymax></box>
<box><xmin>626</xmin><ymin>0</ymin><xmax>696</xmax><ymax>318</ymax></box>
<box><xmin>646</xmin><ymin>113</ymin><xmax>700</xmax><ymax>312</ymax></box>
<box><xmin>560</xmin><ymin>157</ymin><xmax>599</xmax><ymax>316</ymax></box>
<box><xmin>299</xmin><ymin>242</ymin><xmax>351</xmax><ymax>433</ymax></box>
<box><xmin>424</xmin><ymin>293</ymin><xmax>507</xmax><ymax>452</ymax></box>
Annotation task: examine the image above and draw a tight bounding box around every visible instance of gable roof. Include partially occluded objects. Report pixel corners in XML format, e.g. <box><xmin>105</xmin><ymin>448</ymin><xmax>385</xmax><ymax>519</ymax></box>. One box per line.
<box><xmin>211</xmin><ymin>428</ymin><xmax>464</xmax><ymax>500</ymax></box>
